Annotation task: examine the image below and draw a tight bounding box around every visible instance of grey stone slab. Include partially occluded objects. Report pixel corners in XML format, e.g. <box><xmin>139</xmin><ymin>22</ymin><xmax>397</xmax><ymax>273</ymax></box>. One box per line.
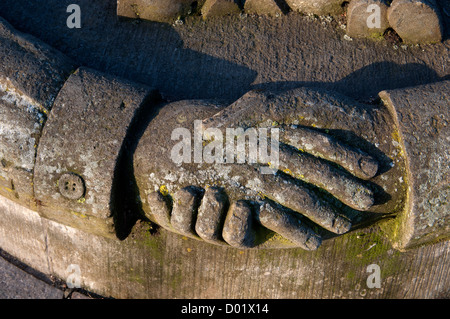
<box><xmin>1</xmin><ymin>0</ymin><xmax>447</xmax><ymax>104</ymax></box>
<box><xmin>2</xmin><ymin>194</ymin><xmax>449</xmax><ymax>299</ymax></box>
<box><xmin>0</xmin><ymin>194</ymin><xmax>48</xmax><ymax>272</ymax></box>
<box><xmin>0</xmin><ymin>255</ymin><xmax>62</xmax><ymax>299</ymax></box>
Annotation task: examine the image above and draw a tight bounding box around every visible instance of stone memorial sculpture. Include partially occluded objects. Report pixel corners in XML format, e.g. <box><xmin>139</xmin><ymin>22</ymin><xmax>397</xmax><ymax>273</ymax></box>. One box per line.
<box><xmin>133</xmin><ymin>89</ymin><xmax>400</xmax><ymax>251</ymax></box>
<box><xmin>0</xmin><ymin>16</ymin><xmax>448</xmax><ymax>255</ymax></box>
<box><xmin>133</xmin><ymin>81</ymin><xmax>449</xmax><ymax>251</ymax></box>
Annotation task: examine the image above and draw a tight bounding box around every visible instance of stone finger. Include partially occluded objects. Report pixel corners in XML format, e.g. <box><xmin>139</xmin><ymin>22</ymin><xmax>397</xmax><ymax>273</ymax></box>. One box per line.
<box><xmin>277</xmin><ymin>143</ymin><xmax>375</xmax><ymax>211</ymax></box>
<box><xmin>257</xmin><ymin>201</ymin><xmax>322</xmax><ymax>251</ymax></box>
<box><xmin>281</xmin><ymin>126</ymin><xmax>379</xmax><ymax>180</ymax></box>
<box><xmin>195</xmin><ymin>186</ymin><xmax>229</xmax><ymax>244</ymax></box>
<box><xmin>245</xmin><ymin>168</ymin><xmax>352</xmax><ymax>234</ymax></box>
<box><xmin>146</xmin><ymin>191</ymin><xmax>172</xmax><ymax>229</ymax></box>
<box><xmin>171</xmin><ymin>186</ymin><xmax>203</xmax><ymax>238</ymax></box>
<box><xmin>222</xmin><ymin>200</ymin><xmax>256</xmax><ymax>248</ymax></box>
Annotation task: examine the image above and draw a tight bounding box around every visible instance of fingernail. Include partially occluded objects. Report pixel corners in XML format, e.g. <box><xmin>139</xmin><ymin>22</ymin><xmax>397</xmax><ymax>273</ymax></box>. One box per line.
<box><xmin>354</xmin><ymin>188</ymin><xmax>375</xmax><ymax>211</ymax></box>
<box><xmin>358</xmin><ymin>156</ymin><xmax>379</xmax><ymax>179</ymax></box>
<box><xmin>305</xmin><ymin>234</ymin><xmax>322</xmax><ymax>251</ymax></box>
<box><xmin>333</xmin><ymin>216</ymin><xmax>352</xmax><ymax>234</ymax></box>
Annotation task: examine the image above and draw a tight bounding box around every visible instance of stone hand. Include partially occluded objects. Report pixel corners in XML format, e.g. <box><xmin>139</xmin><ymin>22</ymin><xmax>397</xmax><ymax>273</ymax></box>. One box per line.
<box><xmin>134</xmin><ymin>87</ymin><xmax>400</xmax><ymax>250</ymax></box>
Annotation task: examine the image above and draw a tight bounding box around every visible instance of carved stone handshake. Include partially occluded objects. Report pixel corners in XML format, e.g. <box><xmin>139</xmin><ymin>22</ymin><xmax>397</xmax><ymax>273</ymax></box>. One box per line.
<box><xmin>134</xmin><ymin>88</ymin><xmax>402</xmax><ymax>250</ymax></box>
<box><xmin>1</xmin><ymin>16</ymin><xmax>446</xmax><ymax>251</ymax></box>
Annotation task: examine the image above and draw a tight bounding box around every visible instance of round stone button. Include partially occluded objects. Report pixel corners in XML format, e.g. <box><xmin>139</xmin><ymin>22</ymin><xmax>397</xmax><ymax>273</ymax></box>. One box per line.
<box><xmin>58</xmin><ymin>173</ymin><xmax>85</xmax><ymax>200</ymax></box>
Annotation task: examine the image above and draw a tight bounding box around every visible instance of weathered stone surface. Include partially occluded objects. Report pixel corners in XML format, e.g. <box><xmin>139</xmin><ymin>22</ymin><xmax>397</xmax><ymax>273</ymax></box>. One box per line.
<box><xmin>379</xmin><ymin>80</ymin><xmax>449</xmax><ymax>250</ymax></box>
<box><xmin>0</xmin><ymin>196</ymin><xmax>49</xmax><ymax>273</ymax></box>
<box><xmin>0</xmin><ymin>0</ymin><xmax>448</xmax><ymax>300</ymax></box>
<box><xmin>147</xmin><ymin>191</ymin><xmax>172</xmax><ymax>229</ymax></box>
<box><xmin>387</xmin><ymin>0</ymin><xmax>443</xmax><ymax>44</ymax></box>
<box><xmin>133</xmin><ymin>99</ymin><xmax>225</xmax><ymax>219</ymax></box>
<box><xmin>0</xmin><ymin>17</ymin><xmax>76</xmax><ymax>110</ymax></box>
<box><xmin>277</xmin><ymin>143</ymin><xmax>375</xmax><ymax>211</ymax></box>
<box><xmin>244</xmin><ymin>0</ymin><xmax>283</xmax><ymax>16</ymax></box>
<box><xmin>0</xmin><ymin>89</ymin><xmax>41</xmax><ymax>207</ymax></box>
<box><xmin>195</xmin><ymin>186</ymin><xmax>229</xmax><ymax>244</ymax></box>
<box><xmin>201</xmin><ymin>0</ymin><xmax>242</xmax><ymax>18</ymax></box>
<box><xmin>346</xmin><ymin>0</ymin><xmax>390</xmax><ymax>39</ymax></box>
<box><xmin>201</xmin><ymin>86</ymin><xmax>409</xmax><ymax>220</ymax></box>
<box><xmin>0</xmin><ymin>194</ymin><xmax>448</xmax><ymax>299</ymax></box>
<box><xmin>255</xmin><ymin>172</ymin><xmax>353</xmax><ymax>235</ymax></box>
<box><xmin>0</xmin><ymin>252</ymin><xmax>63</xmax><ymax>299</ymax></box>
<box><xmin>285</xmin><ymin>0</ymin><xmax>346</xmax><ymax>15</ymax></box>
<box><xmin>134</xmin><ymin>87</ymin><xmax>410</xmax><ymax>249</ymax></box>
<box><xmin>133</xmin><ymin>99</ymin><xmax>338</xmax><ymax>248</ymax></box>
<box><xmin>257</xmin><ymin>201</ymin><xmax>322</xmax><ymax>250</ymax></box>
<box><xmin>33</xmin><ymin>67</ymin><xmax>160</xmax><ymax>239</ymax></box>
<box><xmin>171</xmin><ymin>186</ymin><xmax>203</xmax><ymax>238</ymax></box>
<box><xmin>0</xmin><ymin>17</ymin><xmax>76</xmax><ymax>208</ymax></box>
<box><xmin>222</xmin><ymin>200</ymin><xmax>256</xmax><ymax>248</ymax></box>
<box><xmin>281</xmin><ymin>126</ymin><xmax>379</xmax><ymax>180</ymax></box>
<box><xmin>117</xmin><ymin>0</ymin><xmax>203</xmax><ymax>23</ymax></box>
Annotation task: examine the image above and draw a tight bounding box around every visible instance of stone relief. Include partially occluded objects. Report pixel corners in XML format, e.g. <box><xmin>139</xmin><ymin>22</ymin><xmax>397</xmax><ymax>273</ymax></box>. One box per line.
<box><xmin>133</xmin><ymin>86</ymin><xmax>408</xmax><ymax>250</ymax></box>
<box><xmin>0</xmin><ymin>14</ymin><xmax>448</xmax><ymax>253</ymax></box>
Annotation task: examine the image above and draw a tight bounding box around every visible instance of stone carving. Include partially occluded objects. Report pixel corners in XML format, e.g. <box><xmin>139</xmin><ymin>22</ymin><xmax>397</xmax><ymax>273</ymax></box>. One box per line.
<box><xmin>33</xmin><ymin>67</ymin><xmax>160</xmax><ymax>238</ymax></box>
<box><xmin>0</xmin><ymin>16</ymin><xmax>448</xmax><ymax>252</ymax></box>
<box><xmin>133</xmin><ymin>81</ymin><xmax>448</xmax><ymax>250</ymax></box>
<box><xmin>133</xmin><ymin>88</ymin><xmax>407</xmax><ymax>250</ymax></box>
<box><xmin>0</xmin><ymin>16</ymin><xmax>77</xmax><ymax>209</ymax></box>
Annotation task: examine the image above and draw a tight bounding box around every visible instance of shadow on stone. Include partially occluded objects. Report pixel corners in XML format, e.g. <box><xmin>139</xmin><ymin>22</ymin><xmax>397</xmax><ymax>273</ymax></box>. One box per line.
<box><xmin>0</xmin><ymin>0</ymin><xmax>258</xmax><ymax>103</ymax></box>
<box><xmin>252</xmin><ymin>62</ymin><xmax>446</xmax><ymax>103</ymax></box>
<box><xmin>110</xmin><ymin>93</ymin><xmax>163</xmax><ymax>240</ymax></box>
<box><xmin>438</xmin><ymin>0</ymin><xmax>450</xmax><ymax>41</ymax></box>
<box><xmin>0</xmin><ymin>1</ymin><xmax>446</xmax><ymax>104</ymax></box>
<box><xmin>274</xmin><ymin>0</ymin><xmax>292</xmax><ymax>14</ymax></box>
